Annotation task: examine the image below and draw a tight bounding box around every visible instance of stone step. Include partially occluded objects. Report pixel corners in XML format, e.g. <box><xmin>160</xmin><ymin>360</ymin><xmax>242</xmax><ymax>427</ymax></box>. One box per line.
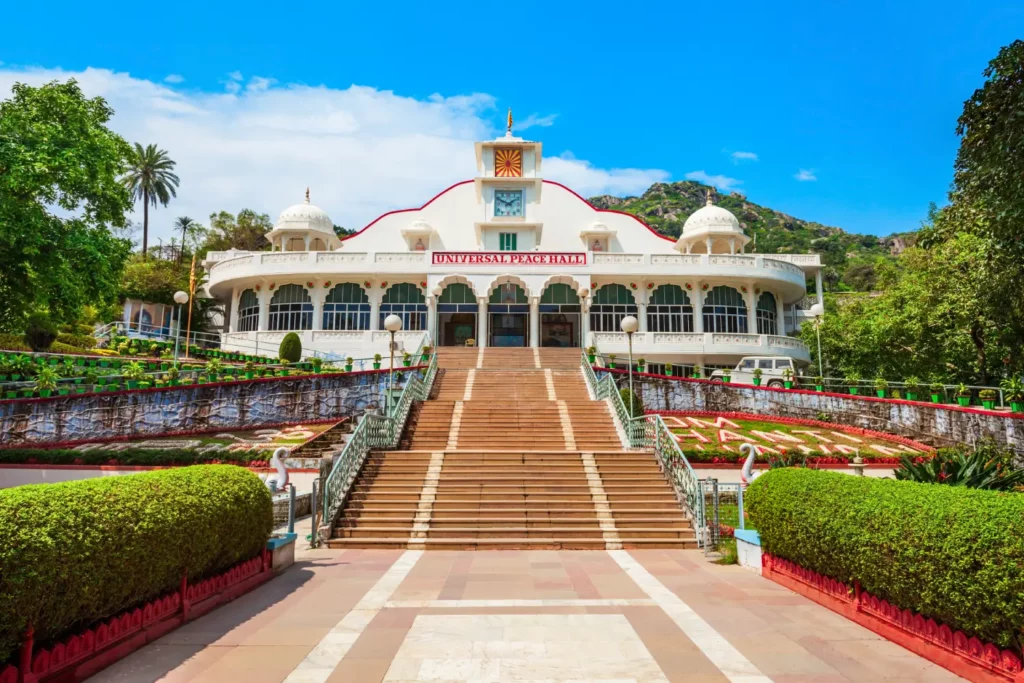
<box><xmin>325</xmin><ymin>537</ymin><xmax>697</xmax><ymax>550</ymax></box>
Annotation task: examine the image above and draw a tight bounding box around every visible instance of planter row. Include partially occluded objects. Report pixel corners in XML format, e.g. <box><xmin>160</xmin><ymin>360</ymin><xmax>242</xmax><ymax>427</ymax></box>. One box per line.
<box><xmin>0</xmin><ymin>551</ymin><xmax>272</xmax><ymax>683</ymax></box>
<box><xmin>763</xmin><ymin>553</ymin><xmax>1024</xmax><ymax>683</ymax></box>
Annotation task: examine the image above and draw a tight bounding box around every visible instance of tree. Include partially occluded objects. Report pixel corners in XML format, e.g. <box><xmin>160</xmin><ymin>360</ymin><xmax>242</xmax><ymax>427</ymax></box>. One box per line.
<box><xmin>198</xmin><ymin>209</ymin><xmax>273</xmax><ymax>255</ymax></box>
<box><xmin>0</xmin><ymin>79</ymin><xmax>133</xmax><ymax>329</ymax></box>
<box><xmin>121</xmin><ymin>143</ymin><xmax>179</xmax><ymax>258</ymax></box>
<box><xmin>173</xmin><ymin>216</ymin><xmax>200</xmax><ymax>264</ymax></box>
<box><xmin>334</xmin><ymin>224</ymin><xmax>355</xmax><ymax>239</ymax></box>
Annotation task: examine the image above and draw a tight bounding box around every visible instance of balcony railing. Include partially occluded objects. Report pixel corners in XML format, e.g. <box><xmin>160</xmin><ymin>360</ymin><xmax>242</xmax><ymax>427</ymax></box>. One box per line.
<box><xmin>588</xmin><ymin>331</ymin><xmax>810</xmax><ymax>356</ymax></box>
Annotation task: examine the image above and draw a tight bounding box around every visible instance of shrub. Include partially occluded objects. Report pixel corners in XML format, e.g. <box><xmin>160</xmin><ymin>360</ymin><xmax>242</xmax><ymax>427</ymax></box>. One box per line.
<box><xmin>0</xmin><ymin>465</ymin><xmax>272</xmax><ymax>662</ymax></box>
<box><xmin>895</xmin><ymin>442</ymin><xmax>1024</xmax><ymax>490</ymax></box>
<box><xmin>746</xmin><ymin>468</ymin><xmax>1024</xmax><ymax>650</ymax></box>
<box><xmin>0</xmin><ymin>334</ymin><xmax>32</xmax><ymax>352</ymax></box>
<box><xmin>619</xmin><ymin>386</ymin><xmax>644</xmax><ymax>418</ymax></box>
<box><xmin>278</xmin><ymin>332</ymin><xmax>302</xmax><ymax>363</ymax></box>
<box><xmin>23</xmin><ymin>312</ymin><xmax>58</xmax><ymax>352</ymax></box>
<box><xmin>0</xmin><ymin>447</ymin><xmax>274</xmax><ymax>466</ymax></box>
<box><xmin>56</xmin><ymin>333</ymin><xmax>96</xmax><ymax>350</ymax></box>
<box><xmin>50</xmin><ymin>342</ymin><xmax>91</xmax><ymax>354</ymax></box>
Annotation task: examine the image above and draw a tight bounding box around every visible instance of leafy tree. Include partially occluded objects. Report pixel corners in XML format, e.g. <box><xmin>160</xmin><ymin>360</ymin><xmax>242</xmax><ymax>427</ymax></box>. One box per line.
<box><xmin>333</xmin><ymin>224</ymin><xmax>355</xmax><ymax>239</ymax></box>
<box><xmin>199</xmin><ymin>209</ymin><xmax>272</xmax><ymax>254</ymax></box>
<box><xmin>173</xmin><ymin>216</ymin><xmax>201</xmax><ymax>264</ymax></box>
<box><xmin>118</xmin><ymin>255</ymin><xmax>222</xmax><ymax>335</ymax></box>
<box><xmin>0</xmin><ymin>79</ymin><xmax>133</xmax><ymax>330</ymax></box>
<box><xmin>121</xmin><ymin>143</ymin><xmax>179</xmax><ymax>258</ymax></box>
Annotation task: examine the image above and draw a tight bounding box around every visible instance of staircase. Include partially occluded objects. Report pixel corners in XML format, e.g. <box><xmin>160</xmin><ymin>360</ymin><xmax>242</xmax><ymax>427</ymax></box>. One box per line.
<box><xmin>328</xmin><ymin>347</ymin><xmax>696</xmax><ymax>549</ymax></box>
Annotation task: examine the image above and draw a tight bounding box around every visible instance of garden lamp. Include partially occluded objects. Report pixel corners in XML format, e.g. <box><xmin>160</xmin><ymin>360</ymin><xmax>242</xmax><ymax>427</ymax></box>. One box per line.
<box><xmin>384</xmin><ymin>314</ymin><xmax>403</xmax><ymax>414</ymax></box>
<box><xmin>173</xmin><ymin>290</ymin><xmax>189</xmax><ymax>367</ymax></box>
<box><xmin>620</xmin><ymin>315</ymin><xmax>639</xmax><ymax>419</ymax></box>
<box><xmin>809</xmin><ymin>303</ymin><xmax>824</xmax><ymax>378</ymax></box>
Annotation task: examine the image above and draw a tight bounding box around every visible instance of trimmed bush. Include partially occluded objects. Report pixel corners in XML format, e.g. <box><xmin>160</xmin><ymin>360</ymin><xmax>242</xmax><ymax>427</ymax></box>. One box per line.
<box><xmin>0</xmin><ymin>447</ymin><xmax>275</xmax><ymax>466</ymax></box>
<box><xmin>56</xmin><ymin>332</ymin><xmax>97</xmax><ymax>350</ymax></box>
<box><xmin>0</xmin><ymin>334</ymin><xmax>31</xmax><ymax>352</ymax></box>
<box><xmin>619</xmin><ymin>386</ymin><xmax>644</xmax><ymax>418</ymax></box>
<box><xmin>0</xmin><ymin>465</ymin><xmax>272</xmax><ymax>662</ymax></box>
<box><xmin>279</xmin><ymin>332</ymin><xmax>302</xmax><ymax>363</ymax></box>
<box><xmin>23</xmin><ymin>312</ymin><xmax>58</xmax><ymax>352</ymax></box>
<box><xmin>49</xmin><ymin>341</ymin><xmax>91</xmax><ymax>354</ymax></box>
<box><xmin>746</xmin><ymin>468</ymin><xmax>1024</xmax><ymax>650</ymax></box>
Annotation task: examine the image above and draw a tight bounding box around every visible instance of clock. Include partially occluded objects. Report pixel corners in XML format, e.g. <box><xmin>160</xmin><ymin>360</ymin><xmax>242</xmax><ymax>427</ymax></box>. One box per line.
<box><xmin>494</xmin><ymin>190</ymin><xmax>524</xmax><ymax>217</ymax></box>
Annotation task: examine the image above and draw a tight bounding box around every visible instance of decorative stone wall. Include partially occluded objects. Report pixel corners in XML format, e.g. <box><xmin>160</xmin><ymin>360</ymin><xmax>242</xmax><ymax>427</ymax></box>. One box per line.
<box><xmin>0</xmin><ymin>373</ymin><xmax>388</xmax><ymax>447</ymax></box>
<box><xmin>599</xmin><ymin>371</ymin><xmax>1024</xmax><ymax>454</ymax></box>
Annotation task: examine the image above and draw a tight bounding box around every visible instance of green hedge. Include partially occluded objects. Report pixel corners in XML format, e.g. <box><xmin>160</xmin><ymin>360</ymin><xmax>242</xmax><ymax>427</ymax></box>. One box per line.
<box><xmin>746</xmin><ymin>468</ymin><xmax>1024</xmax><ymax>650</ymax></box>
<box><xmin>0</xmin><ymin>334</ymin><xmax>31</xmax><ymax>352</ymax></box>
<box><xmin>56</xmin><ymin>333</ymin><xmax>97</xmax><ymax>350</ymax></box>
<box><xmin>0</xmin><ymin>466</ymin><xmax>272</xmax><ymax>662</ymax></box>
<box><xmin>0</xmin><ymin>448</ymin><xmax>274</xmax><ymax>466</ymax></box>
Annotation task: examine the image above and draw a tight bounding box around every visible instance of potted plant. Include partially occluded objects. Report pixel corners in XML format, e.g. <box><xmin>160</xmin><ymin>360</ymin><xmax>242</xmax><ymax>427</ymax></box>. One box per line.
<box><xmin>33</xmin><ymin>365</ymin><xmax>59</xmax><ymax>398</ymax></box>
<box><xmin>904</xmin><ymin>376</ymin><xmax>921</xmax><ymax>401</ymax></box>
<box><xmin>929</xmin><ymin>381</ymin><xmax>944</xmax><ymax>403</ymax></box>
<box><xmin>586</xmin><ymin>346</ymin><xmax>597</xmax><ymax>364</ymax></box>
<box><xmin>310</xmin><ymin>357</ymin><xmax>322</xmax><ymax>375</ymax></box>
<box><xmin>204</xmin><ymin>358</ymin><xmax>223</xmax><ymax>381</ymax></box>
<box><xmin>345</xmin><ymin>356</ymin><xmax>354</xmax><ymax>372</ymax></box>
<box><xmin>814</xmin><ymin>376</ymin><xmax>824</xmax><ymax>392</ymax></box>
<box><xmin>692</xmin><ymin>364</ymin><xmax>702</xmax><ymax>379</ymax></box>
<box><xmin>845</xmin><ymin>371</ymin><xmax>862</xmax><ymax>395</ymax></box>
<box><xmin>752</xmin><ymin>367</ymin><xmax>763</xmax><ymax>386</ymax></box>
<box><xmin>874</xmin><ymin>377</ymin><xmax>888</xmax><ymax>398</ymax></box>
<box><xmin>465</xmin><ymin>338</ymin><xmax>476</xmax><ymax>347</ymax></box>
<box><xmin>636</xmin><ymin>358</ymin><xmax>646</xmax><ymax>373</ymax></box>
<box><xmin>1000</xmin><ymin>377</ymin><xmax>1024</xmax><ymax>413</ymax></box>
<box><xmin>955</xmin><ymin>383</ymin><xmax>972</xmax><ymax>407</ymax></box>
<box><xmin>608</xmin><ymin>354</ymin><xmax>617</xmax><ymax>370</ymax></box>
<box><xmin>123</xmin><ymin>361</ymin><xmax>146</xmax><ymax>389</ymax></box>
<box><xmin>166</xmin><ymin>365</ymin><xmax>180</xmax><ymax>386</ymax></box>
<box><xmin>665</xmin><ymin>362</ymin><xmax>674</xmax><ymax>377</ymax></box>
<box><xmin>782</xmin><ymin>367</ymin><xmax>794</xmax><ymax>389</ymax></box>
<box><xmin>421</xmin><ymin>345</ymin><xmax>432</xmax><ymax>363</ymax></box>
<box><xmin>373</xmin><ymin>353</ymin><xmax>382</xmax><ymax>370</ymax></box>
<box><xmin>979</xmin><ymin>388</ymin><xmax>998</xmax><ymax>410</ymax></box>
<box><xmin>244</xmin><ymin>360</ymin><xmax>256</xmax><ymax>379</ymax></box>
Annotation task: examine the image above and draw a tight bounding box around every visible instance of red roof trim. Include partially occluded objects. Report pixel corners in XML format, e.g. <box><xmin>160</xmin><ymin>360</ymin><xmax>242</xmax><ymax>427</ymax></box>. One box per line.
<box><xmin>343</xmin><ymin>178</ymin><xmax>676</xmax><ymax>244</ymax></box>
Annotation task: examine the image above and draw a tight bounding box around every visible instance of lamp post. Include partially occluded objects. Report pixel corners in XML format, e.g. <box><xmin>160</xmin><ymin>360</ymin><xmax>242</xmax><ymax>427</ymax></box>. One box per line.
<box><xmin>172</xmin><ymin>291</ymin><xmax>189</xmax><ymax>368</ymax></box>
<box><xmin>384</xmin><ymin>314</ymin><xmax>403</xmax><ymax>414</ymax></box>
<box><xmin>809</xmin><ymin>303</ymin><xmax>825</xmax><ymax>378</ymax></box>
<box><xmin>620</xmin><ymin>315</ymin><xmax>639</xmax><ymax>418</ymax></box>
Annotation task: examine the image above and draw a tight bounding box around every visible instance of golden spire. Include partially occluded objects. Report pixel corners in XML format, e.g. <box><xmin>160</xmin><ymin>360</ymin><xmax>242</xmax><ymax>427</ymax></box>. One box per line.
<box><xmin>305</xmin><ymin>187</ymin><xmax>310</xmax><ymax>203</ymax></box>
<box><xmin>506</xmin><ymin>107</ymin><xmax>513</xmax><ymax>134</ymax></box>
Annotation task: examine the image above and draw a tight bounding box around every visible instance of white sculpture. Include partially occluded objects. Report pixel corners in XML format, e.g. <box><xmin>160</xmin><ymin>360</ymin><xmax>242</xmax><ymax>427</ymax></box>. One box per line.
<box><xmin>740</xmin><ymin>443</ymin><xmax>761</xmax><ymax>487</ymax></box>
<box><xmin>260</xmin><ymin>447</ymin><xmax>290</xmax><ymax>493</ymax></box>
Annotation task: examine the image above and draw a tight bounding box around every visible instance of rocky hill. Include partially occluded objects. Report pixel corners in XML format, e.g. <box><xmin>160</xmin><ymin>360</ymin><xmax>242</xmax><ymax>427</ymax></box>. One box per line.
<box><xmin>589</xmin><ymin>180</ymin><xmax>914</xmax><ymax>291</ymax></box>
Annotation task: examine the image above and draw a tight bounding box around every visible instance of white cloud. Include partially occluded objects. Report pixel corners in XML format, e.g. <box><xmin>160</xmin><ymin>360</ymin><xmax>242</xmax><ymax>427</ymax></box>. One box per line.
<box><xmin>730</xmin><ymin>150</ymin><xmax>758</xmax><ymax>163</ymax></box>
<box><xmin>684</xmin><ymin>170</ymin><xmax>742</xmax><ymax>191</ymax></box>
<box><xmin>227</xmin><ymin>70</ymin><xmax>243</xmax><ymax>81</ymax></box>
<box><xmin>0</xmin><ymin>66</ymin><xmax>668</xmax><ymax>239</ymax></box>
<box><xmin>794</xmin><ymin>168</ymin><xmax>818</xmax><ymax>181</ymax></box>
<box><xmin>164</xmin><ymin>74</ymin><xmax>185</xmax><ymax>84</ymax></box>
<box><xmin>516</xmin><ymin>112</ymin><xmax>557</xmax><ymax>131</ymax></box>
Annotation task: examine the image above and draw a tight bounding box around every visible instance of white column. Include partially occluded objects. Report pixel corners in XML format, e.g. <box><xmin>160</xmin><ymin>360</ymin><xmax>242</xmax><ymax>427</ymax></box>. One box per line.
<box><xmin>776</xmin><ymin>292</ymin><xmax>785</xmax><ymax>336</ymax></box>
<box><xmin>426</xmin><ymin>296</ymin><xmax>437</xmax><ymax>344</ymax></box>
<box><xmin>637</xmin><ymin>303</ymin><xmax>648</xmax><ymax>333</ymax></box>
<box><xmin>581</xmin><ymin>301</ymin><xmax>591</xmax><ymax>348</ymax></box>
<box><xmin>729</xmin><ymin>239</ymin><xmax>736</xmax><ymax>254</ymax></box>
<box><xmin>815</xmin><ymin>269</ymin><xmax>824</xmax><ymax>307</ymax></box>
<box><xmin>705</xmin><ymin>237</ymin><xmax>713</xmax><ymax>253</ymax></box>
<box><xmin>257</xmin><ymin>289</ymin><xmax>270</xmax><ymax>331</ymax></box>
<box><xmin>311</xmin><ymin>287</ymin><xmax>324</xmax><ymax>331</ymax></box>
<box><xmin>228</xmin><ymin>289</ymin><xmax>240</xmax><ymax>333</ymax></box>
<box><xmin>369</xmin><ymin>292</ymin><xmax>381</xmax><ymax>331</ymax></box>
<box><xmin>693</xmin><ymin>285</ymin><xmax>704</xmax><ymax>334</ymax></box>
<box><xmin>477</xmin><ymin>297</ymin><xmax>488</xmax><ymax>348</ymax></box>
<box><xmin>529</xmin><ymin>297</ymin><xmax>540</xmax><ymax>348</ymax></box>
<box><xmin>745</xmin><ymin>285</ymin><xmax>757</xmax><ymax>335</ymax></box>
<box><xmin>304</xmin><ymin>235</ymin><xmax>310</xmax><ymax>251</ymax></box>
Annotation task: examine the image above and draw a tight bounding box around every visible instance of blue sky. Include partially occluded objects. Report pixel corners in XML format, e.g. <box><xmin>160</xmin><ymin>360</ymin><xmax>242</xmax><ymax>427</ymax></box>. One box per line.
<box><xmin>2</xmin><ymin>0</ymin><xmax>1022</xmax><ymax>239</ymax></box>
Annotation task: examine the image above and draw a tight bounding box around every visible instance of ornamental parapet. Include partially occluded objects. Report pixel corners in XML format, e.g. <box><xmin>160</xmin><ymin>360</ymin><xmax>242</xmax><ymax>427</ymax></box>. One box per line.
<box><xmin>589</xmin><ymin>331</ymin><xmax>810</xmax><ymax>362</ymax></box>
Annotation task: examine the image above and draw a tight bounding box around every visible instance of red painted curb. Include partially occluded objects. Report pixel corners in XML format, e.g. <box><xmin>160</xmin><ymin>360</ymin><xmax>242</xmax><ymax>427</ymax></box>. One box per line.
<box><xmin>0</xmin><ymin>464</ymin><xmax>321</xmax><ymax>473</ymax></box>
<box><xmin>761</xmin><ymin>554</ymin><xmax>1024</xmax><ymax>683</ymax></box>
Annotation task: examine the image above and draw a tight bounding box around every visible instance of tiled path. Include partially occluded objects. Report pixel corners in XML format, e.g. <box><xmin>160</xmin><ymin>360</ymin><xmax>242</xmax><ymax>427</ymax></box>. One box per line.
<box><xmin>91</xmin><ymin>539</ymin><xmax>962</xmax><ymax>682</ymax></box>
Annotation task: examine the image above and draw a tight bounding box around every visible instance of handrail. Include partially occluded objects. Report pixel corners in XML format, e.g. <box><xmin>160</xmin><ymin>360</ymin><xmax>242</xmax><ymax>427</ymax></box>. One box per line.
<box><xmin>581</xmin><ymin>351</ymin><xmax>706</xmax><ymax>547</ymax></box>
<box><xmin>317</xmin><ymin>351</ymin><xmax>438</xmax><ymax>542</ymax></box>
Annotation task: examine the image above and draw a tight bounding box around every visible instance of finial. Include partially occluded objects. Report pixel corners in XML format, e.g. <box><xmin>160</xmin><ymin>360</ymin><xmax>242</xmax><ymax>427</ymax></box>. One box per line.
<box><xmin>506</xmin><ymin>107</ymin><xmax>513</xmax><ymax>134</ymax></box>
<box><xmin>706</xmin><ymin>188</ymin><xmax>714</xmax><ymax>206</ymax></box>
<box><xmin>305</xmin><ymin>187</ymin><xmax>310</xmax><ymax>203</ymax></box>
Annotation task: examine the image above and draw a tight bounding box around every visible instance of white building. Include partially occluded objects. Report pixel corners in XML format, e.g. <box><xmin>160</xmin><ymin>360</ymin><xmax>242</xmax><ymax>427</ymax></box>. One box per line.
<box><xmin>203</xmin><ymin>120</ymin><xmax>822</xmax><ymax>370</ymax></box>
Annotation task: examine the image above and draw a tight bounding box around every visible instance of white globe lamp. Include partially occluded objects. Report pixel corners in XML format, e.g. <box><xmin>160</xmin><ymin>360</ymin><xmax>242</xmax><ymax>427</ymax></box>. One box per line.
<box><xmin>620</xmin><ymin>315</ymin><xmax>640</xmax><ymax>418</ymax></box>
<box><xmin>384</xmin><ymin>314</ymin><xmax>403</xmax><ymax>414</ymax></box>
<box><xmin>172</xmin><ymin>291</ymin><xmax>190</xmax><ymax>366</ymax></box>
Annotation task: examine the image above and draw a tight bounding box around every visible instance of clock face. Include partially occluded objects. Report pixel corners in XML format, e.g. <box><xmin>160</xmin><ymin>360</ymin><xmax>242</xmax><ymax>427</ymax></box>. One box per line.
<box><xmin>494</xmin><ymin>190</ymin><xmax>523</xmax><ymax>217</ymax></box>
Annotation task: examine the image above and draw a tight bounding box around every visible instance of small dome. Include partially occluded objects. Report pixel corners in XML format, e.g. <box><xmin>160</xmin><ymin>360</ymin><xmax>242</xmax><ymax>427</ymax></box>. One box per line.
<box><xmin>275</xmin><ymin>190</ymin><xmax>334</xmax><ymax>235</ymax></box>
<box><xmin>683</xmin><ymin>203</ymin><xmax>741</xmax><ymax>234</ymax></box>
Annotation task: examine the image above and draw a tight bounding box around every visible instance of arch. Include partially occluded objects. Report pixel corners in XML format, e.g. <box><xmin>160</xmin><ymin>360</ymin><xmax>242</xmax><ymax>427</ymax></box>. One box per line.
<box><xmin>756</xmin><ymin>291</ymin><xmax>778</xmax><ymax>336</ymax></box>
<box><xmin>590</xmin><ymin>284</ymin><xmax>638</xmax><ymax>333</ymax></box>
<box><xmin>285</xmin><ymin>236</ymin><xmax>306</xmax><ymax>252</ymax></box>
<box><xmin>540</xmin><ymin>283</ymin><xmax>580</xmax><ymax>305</ymax></box>
<box><xmin>489</xmin><ymin>282</ymin><xmax>528</xmax><ymax>305</ymax></box>
<box><xmin>647</xmin><ymin>284</ymin><xmax>694</xmax><ymax>333</ymax></box>
<box><xmin>711</xmin><ymin>238</ymin><xmax>733</xmax><ymax>254</ymax></box>
<box><xmin>237</xmin><ymin>289</ymin><xmax>260</xmax><ymax>332</ymax></box>
<box><xmin>309</xmin><ymin>237</ymin><xmax>327</xmax><ymax>252</ymax></box>
<box><xmin>269</xmin><ymin>284</ymin><xmax>313</xmax><ymax>330</ymax></box>
<box><xmin>592</xmin><ymin>284</ymin><xmax>636</xmax><ymax>305</ymax></box>
<box><xmin>438</xmin><ymin>283</ymin><xmax>476</xmax><ymax>304</ymax></box>
<box><xmin>540</xmin><ymin>274</ymin><xmax>584</xmax><ymax>298</ymax></box>
<box><xmin>489</xmin><ymin>274</ymin><xmax>531</xmax><ymax>299</ymax></box>
<box><xmin>380</xmin><ymin>283</ymin><xmax>427</xmax><ymax>330</ymax></box>
<box><xmin>435</xmin><ymin>274</ymin><xmax>476</xmax><ymax>297</ymax></box>
<box><xmin>702</xmin><ymin>285</ymin><xmax>748</xmax><ymax>334</ymax></box>
<box><xmin>324</xmin><ymin>283</ymin><xmax>370</xmax><ymax>331</ymax></box>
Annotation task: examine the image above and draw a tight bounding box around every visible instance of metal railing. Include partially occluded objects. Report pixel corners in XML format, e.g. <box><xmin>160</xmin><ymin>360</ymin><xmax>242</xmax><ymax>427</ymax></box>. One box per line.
<box><xmin>700</xmin><ymin>481</ymin><xmax>741</xmax><ymax>552</ymax></box>
<box><xmin>581</xmin><ymin>352</ymin><xmax>707</xmax><ymax>546</ymax></box>
<box><xmin>317</xmin><ymin>351</ymin><xmax>438</xmax><ymax>543</ymax></box>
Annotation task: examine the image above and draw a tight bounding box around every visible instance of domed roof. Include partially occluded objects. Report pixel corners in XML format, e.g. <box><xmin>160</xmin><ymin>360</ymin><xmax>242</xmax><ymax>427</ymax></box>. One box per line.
<box><xmin>274</xmin><ymin>189</ymin><xmax>334</xmax><ymax>235</ymax></box>
<box><xmin>683</xmin><ymin>194</ymin><xmax>741</xmax><ymax>235</ymax></box>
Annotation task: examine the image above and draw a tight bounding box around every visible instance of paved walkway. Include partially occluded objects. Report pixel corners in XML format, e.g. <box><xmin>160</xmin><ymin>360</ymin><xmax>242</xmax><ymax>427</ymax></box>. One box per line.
<box><xmin>89</xmin><ymin>524</ymin><xmax>960</xmax><ymax>683</ymax></box>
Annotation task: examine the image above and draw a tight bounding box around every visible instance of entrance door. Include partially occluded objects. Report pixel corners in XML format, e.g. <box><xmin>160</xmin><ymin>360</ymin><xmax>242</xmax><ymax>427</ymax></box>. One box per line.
<box><xmin>437</xmin><ymin>283</ymin><xmax>478</xmax><ymax>346</ymax></box>
<box><xmin>540</xmin><ymin>313</ymin><xmax>579</xmax><ymax>347</ymax></box>
<box><xmin>489</xmin><ymin>312</ymin><xmax>528</xmax><ymax>347</ymax></box>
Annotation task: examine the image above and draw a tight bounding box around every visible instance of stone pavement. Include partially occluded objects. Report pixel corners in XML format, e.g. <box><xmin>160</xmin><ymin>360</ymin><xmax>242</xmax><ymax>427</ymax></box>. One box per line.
<box><xmin>89</xmin><ymin>525</ymin><xmax>961</xmax><ymax>683</ymax></box>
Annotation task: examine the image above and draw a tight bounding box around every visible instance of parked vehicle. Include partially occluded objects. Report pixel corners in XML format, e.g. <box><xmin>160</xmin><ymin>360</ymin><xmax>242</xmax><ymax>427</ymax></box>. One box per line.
<box><xmin>710</xmin><ymin>356</ymin><xmax>808</xmax><ymax>388</ymax></box>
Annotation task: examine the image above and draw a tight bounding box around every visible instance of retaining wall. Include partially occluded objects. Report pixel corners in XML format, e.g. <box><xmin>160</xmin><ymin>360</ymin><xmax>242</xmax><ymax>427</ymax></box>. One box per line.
<box><xmin>0</xmin><ymin>372</ymin><xmax>387</xmax><ymax>447</ymax></box>
<box><xmin>598</xmin><ymin>370</ymin><xmax>1024</xmax><ymax>453</ymax></box>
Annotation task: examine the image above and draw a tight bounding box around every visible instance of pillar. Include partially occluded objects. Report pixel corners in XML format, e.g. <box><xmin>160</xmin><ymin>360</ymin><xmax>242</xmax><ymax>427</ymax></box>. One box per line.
<box><xmin>426</xmin><ymin>296</ymin><xmax>437</xmax><ymax>344</ymax></box>
<box><xmin>369</xmin><ymin>293</ymin><xmax>381</xmax><ymax>331</ymax></box>
<box><xmin>637</xmin><ymin>302</ymin><xmax>648</xmax><ymax>333</ymax></box>
<box><xmin>776</xmin><ymin>291</ymin><xmax>785</xmax><ymax>337</ymax></box>
<box><xmin>304</xmin><ymin>235</ymin><xmax>310</xmax><ymax>251</ymax></box>
<box><xmin>693</xmin><ymin>285</ymin><xmax>704</xmax><ymax>334</ymax></box>
<box><xmin>745</xmin><ymin>285</ymin><xmax>757</xmax><ymax>335</ymax></box>
<box><xmin>705</xmin><ymin>237</ymin><xmax>713</xmax><ymax>254</ymax></box>
<box><xmin>311</xmin><ymin>288</ymin><xmax>324</xmax><ymax>331</ymax></box>
<box><xmin>257</xmin><ymin>289</ymin><xmax>270</xmax><ymax>332</ymax></box>
<box><xmin>815</xmin><ymin>269</ymin><xmax>824</xmax><ymax>307</ymax></box>
<box><xmin>228</xmin><ymin>289</ymin><xmax>240</xmax><ymax>333</ymax></box>
<box><xmin>529</xmin><ymin>297</ymin><xmax>540</xmax><ymax>348</ymax></box>
<box><xmin>477</xmin><ymin>297</ymin><xmax>488</xmax><ymax>348</ymax></box>
<box><xmin>581</xmin><ymin>300</ymin><xmax>591</xmax><ymax>347</ymax></box>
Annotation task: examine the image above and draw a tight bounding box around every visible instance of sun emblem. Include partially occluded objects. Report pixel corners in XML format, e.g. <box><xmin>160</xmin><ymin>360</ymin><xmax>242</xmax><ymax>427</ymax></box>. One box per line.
<box><xmin>494</xmin><ymin>148</ymin><xmax>522</xmax><ymax>177</ymax></box>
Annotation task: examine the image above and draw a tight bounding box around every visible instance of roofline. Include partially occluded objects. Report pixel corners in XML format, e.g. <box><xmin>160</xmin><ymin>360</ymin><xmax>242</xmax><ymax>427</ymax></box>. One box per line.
<box><xmin>342</xmin><ymin>179</ymin><xmax>676</xmax><ymax>245</ymax></box>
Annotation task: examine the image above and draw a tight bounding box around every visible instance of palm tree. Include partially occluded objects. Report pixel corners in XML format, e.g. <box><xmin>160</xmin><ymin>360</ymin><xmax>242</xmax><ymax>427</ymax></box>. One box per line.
<box><xmin>173</xmin><ymin>216</ymin><xmax>198</xmax><ymax>264</ymax></box>
<box><xmin>121</xmin><ymin>143</ymin><xmax>180</xmax><ymax>258</ymax></box>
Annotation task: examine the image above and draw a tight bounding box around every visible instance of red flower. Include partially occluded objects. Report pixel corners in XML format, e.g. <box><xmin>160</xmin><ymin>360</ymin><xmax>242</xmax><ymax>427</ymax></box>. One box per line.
<box><xmin>363</xmin><ymin>280</ymin><xmax>371</xmax><ymax>288</ymax></box>
<box><xmin>323</xmin><ymin>281</ymin><xmax>332</xmax><ymax>288</ymax></box>
<box><xmin>646</xmin><ymin>282</ymin><xmax>654</xmax><ymax>289</ymax></box>
<box><xmin>269</xmin><ymin>283</ymin><xmax>276</xmax><ymax>291</ymax></box>
<box><xmin>701</xmin><ymin>283</ymin><xmax>709</xmax><ymax>291</ymax></box>
<box><xmin>306</xmin><ymin>281</ymin><xmax>314</xmax><ymax>289</ymax></box>
<box><xmin>629</xmin><ymin>282</ymin><xmax>638</xmax><ymax>290</ymax></box>
<box><xmin>420</xmin><ymin>281</ymin><xmax>427</xmax><ymax>288</ymax></box>
<box><xmin>685</xmin><ymin>283</ymin><xmax>693</xmax><ymax>290</ymax></box>
<box><xmin>380</xmin><ymin>281</ymin><xmax>388</xmax><ymax>288</ymax></box>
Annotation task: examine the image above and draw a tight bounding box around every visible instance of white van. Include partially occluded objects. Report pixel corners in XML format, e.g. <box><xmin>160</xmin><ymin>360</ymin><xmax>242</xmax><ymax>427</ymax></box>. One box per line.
<box><xmin>709</xmin><ymin>356</ymin><xmax>804</xmax><ymax>387</ymax></box>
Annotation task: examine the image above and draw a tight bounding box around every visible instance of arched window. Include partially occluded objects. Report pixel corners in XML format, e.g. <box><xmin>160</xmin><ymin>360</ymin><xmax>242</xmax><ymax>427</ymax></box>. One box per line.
<box><xmin>438</xmin><ymin>283</ymin><xmax>476</xmax><ymax>304</ymax></box>
<box><xmin>590</xmin><ymin>284</ymin><xmax>637</xmax><ymax>332</ymax></box>
<box><xmin>380</xmin><ymin>283</ymin><xmax>427</xmax><ymax>330</ymax></box>
<box><xmin>756</xmin><ymin>292</ymin><xmax>778</xmax><ymax>336</ymax></box>
<box><xmin>309</xmin><ymin>238</ymin><xmax>326</xmax><ymax>252</ymax></box>
<box><xmin>237</xmin><ymin>289</ymin><xmax>260</xmax><ymax>332</ymax></box>
<box><xmin>489</xmin><ymin>282</ymin><xmax>528</xmax><ymax>305</ymax></box>
<box><xmin>268</xmin><ymin>285</ymin><xmax>313</xmax><ymax>330</ymax></box>
<box><xmin>702</xmin><ymin>286</ymin><xmax>748</xmax><ymax>334</ymax></box>
<box><xmin>647</xmin><ymin>285</ymin><xmax>694</xmax><ymax>333</ymax></box>
<box><xmin>540</xmin><ymin>283</ymin><xmax>580</xmax><ymax>311</ymax></box>
<box><xmin>324</xmin><ymin>283</ymin><xmax>370</xmax><ymax>330</ymax></box>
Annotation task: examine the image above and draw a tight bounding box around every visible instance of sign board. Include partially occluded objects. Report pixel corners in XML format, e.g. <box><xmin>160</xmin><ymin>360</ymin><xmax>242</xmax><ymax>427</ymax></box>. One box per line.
<box><xmin>432</xmin><ymin>252</ymin><xmax>586</xmax><ymax>266</ymax></box>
